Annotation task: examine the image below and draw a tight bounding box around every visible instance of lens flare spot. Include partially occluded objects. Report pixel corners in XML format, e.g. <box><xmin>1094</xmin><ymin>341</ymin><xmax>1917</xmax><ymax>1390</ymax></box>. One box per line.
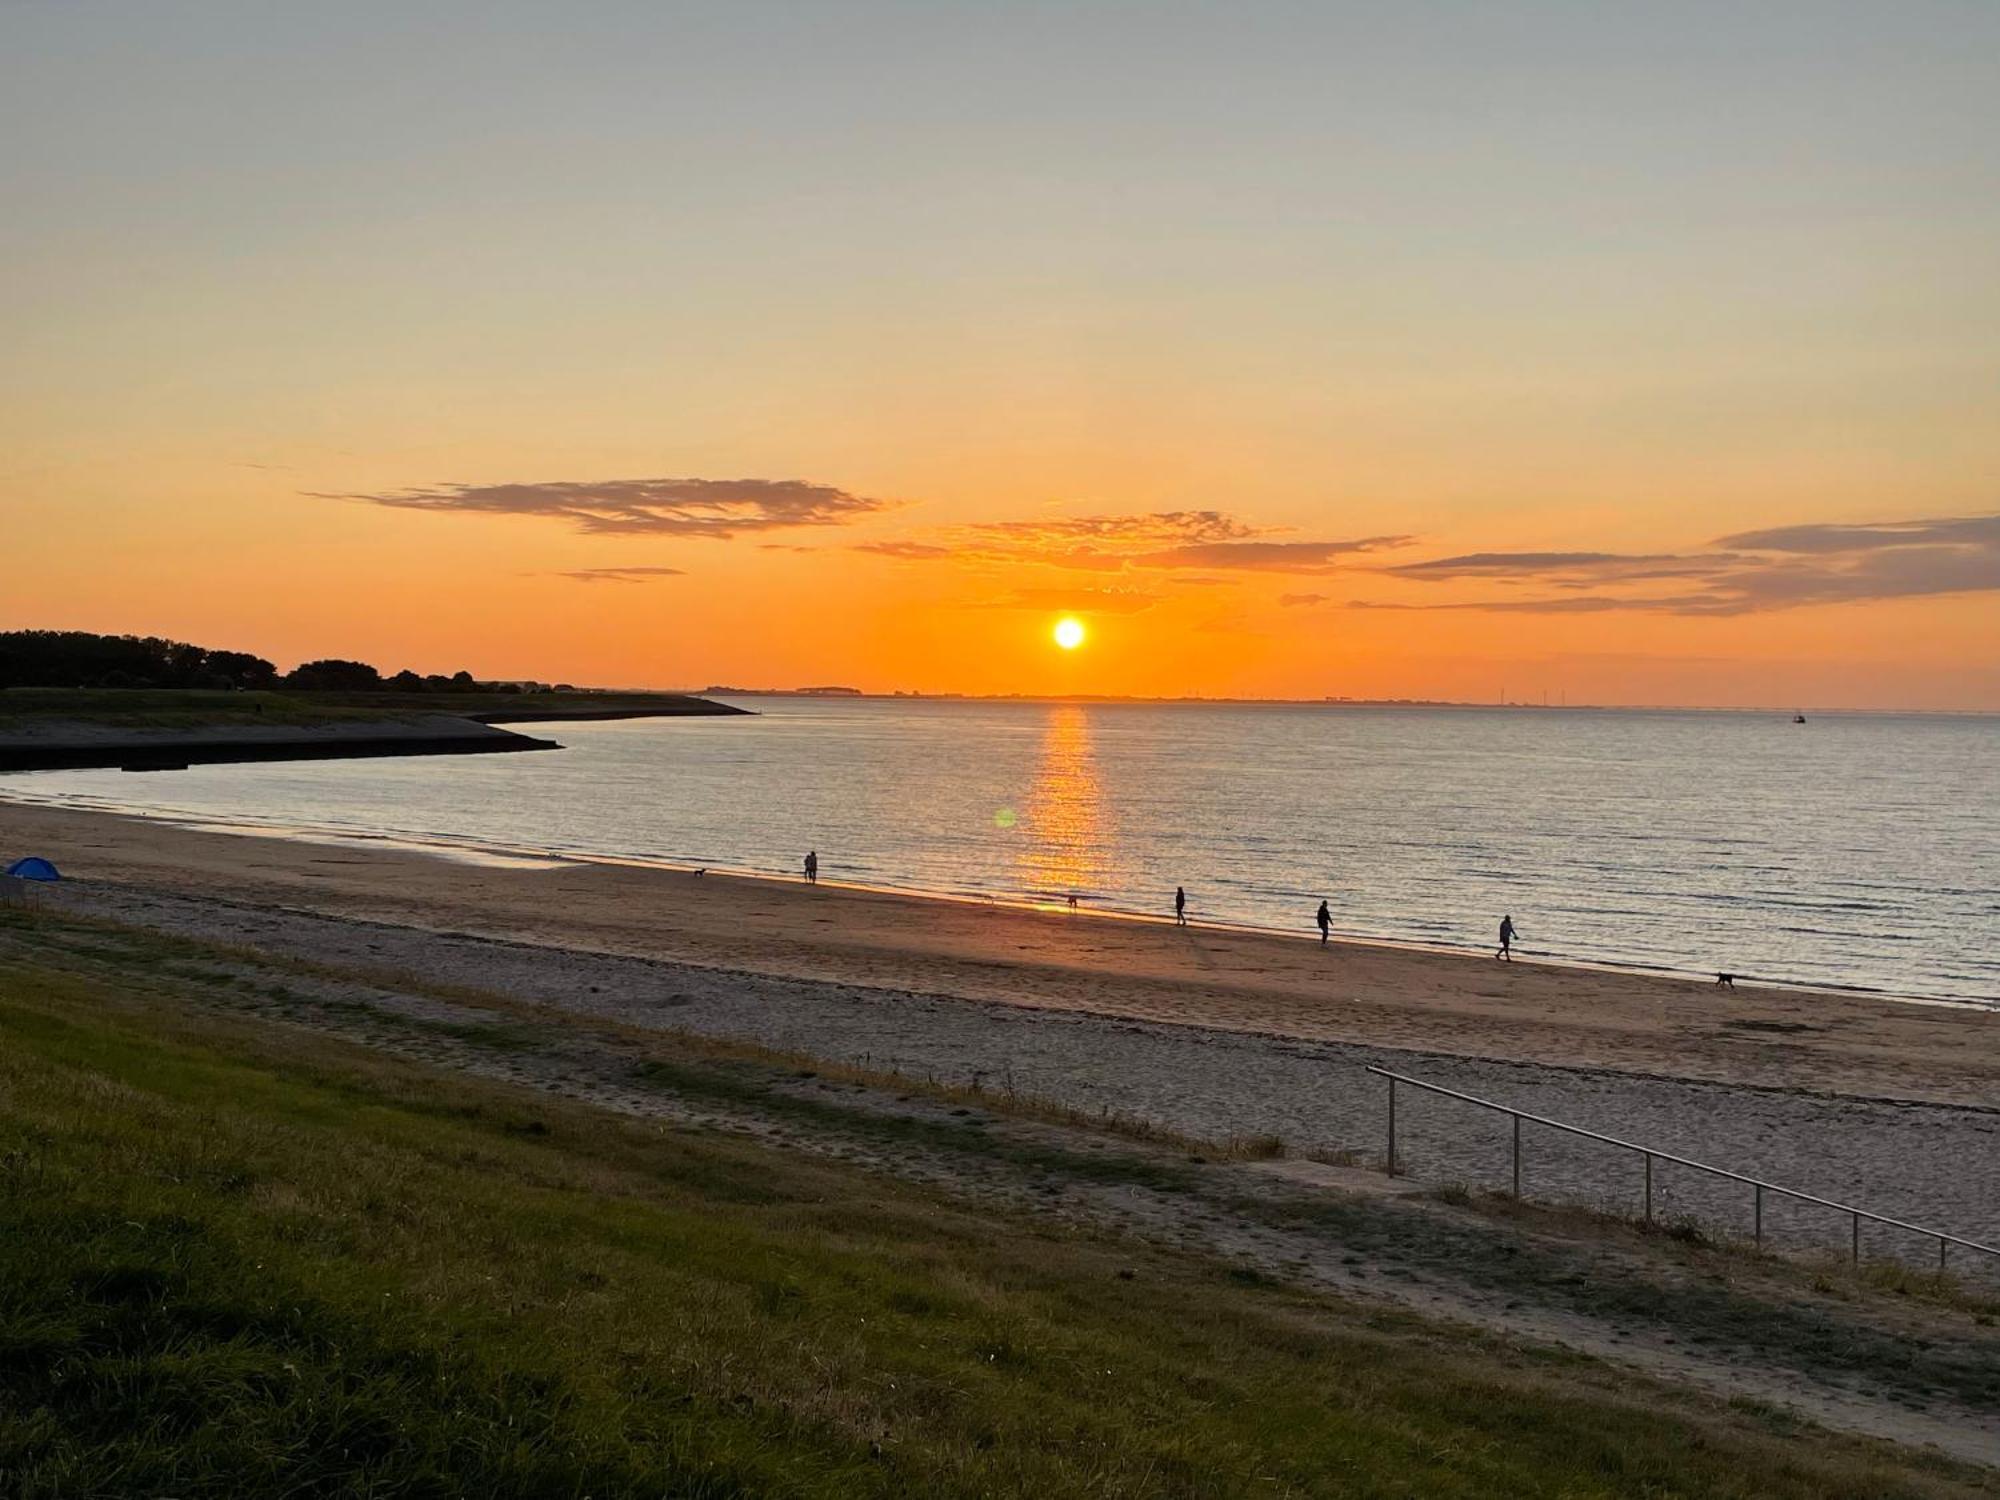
<box><xmin>993</xmin><ymin>807</ymin><xmax>1017</xmax><ymax>829</ymax></box>
<box><xmin>1053</xmin><ymin>617</ymin><xmax>1086</xmax><ymax>650</ymax></box>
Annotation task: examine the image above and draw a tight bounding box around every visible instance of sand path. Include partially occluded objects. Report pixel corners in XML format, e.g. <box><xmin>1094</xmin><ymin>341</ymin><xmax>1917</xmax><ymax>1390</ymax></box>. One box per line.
<box><xmin>38</xmin><ymin>874</ymin><xmax>2000</xmax><ymax>1269</ymax></box>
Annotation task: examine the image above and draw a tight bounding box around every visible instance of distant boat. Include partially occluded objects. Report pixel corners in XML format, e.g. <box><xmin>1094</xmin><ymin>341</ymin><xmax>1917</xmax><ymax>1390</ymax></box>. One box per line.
<box><xmin>1793</xmin><ymin>713</ymin><xmax>1807</xmax><ymax>724</ymax></box>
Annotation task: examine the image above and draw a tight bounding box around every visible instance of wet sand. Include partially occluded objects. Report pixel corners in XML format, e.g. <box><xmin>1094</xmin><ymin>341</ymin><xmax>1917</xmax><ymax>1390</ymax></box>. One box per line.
<box><xmin>4</xmin><ymin>798</ymin><xmax>1996</xmax><ymax>1107</ymax></box>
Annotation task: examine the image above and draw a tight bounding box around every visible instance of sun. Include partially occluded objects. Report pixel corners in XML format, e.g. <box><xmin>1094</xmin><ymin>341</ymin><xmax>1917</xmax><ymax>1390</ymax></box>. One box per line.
<box><xmin>1053</xmin><ymin>617</ymin><xmax>1086</xmax><ymax>650</ymax></box>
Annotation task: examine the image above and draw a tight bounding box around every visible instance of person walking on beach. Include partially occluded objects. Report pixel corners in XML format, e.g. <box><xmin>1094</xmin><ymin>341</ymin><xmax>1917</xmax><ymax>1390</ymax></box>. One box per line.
<box><xmin>1496</xmin><ymin>914</ymin><xmax>1516</xmax><ymax>961</ymax></box>
<box><xmin>1316</xmin><ymin>900</ymin><xmax>1331</xmax><ymax>947</ymax></box>
<box><xmin>804</xmin><ymin>850</ymin><xmax>818</xmax><ymax>885</ymax></box>
<box><xmin>1174</xmin><ymin>886</ymin><xmax>1187</xmax><ymax>926</ymax></box>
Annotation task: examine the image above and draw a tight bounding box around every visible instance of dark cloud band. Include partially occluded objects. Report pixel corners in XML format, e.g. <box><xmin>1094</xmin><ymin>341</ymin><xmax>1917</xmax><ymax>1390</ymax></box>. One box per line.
<box><xmin>1361</xmin><ymin>512</ymin><xmax>1999</xmax><ymax>616</ymax></box>
<box><xmin>320</xmin><ymin>477</ymin><xmax>890</xmax><ymax>538</ymax></box>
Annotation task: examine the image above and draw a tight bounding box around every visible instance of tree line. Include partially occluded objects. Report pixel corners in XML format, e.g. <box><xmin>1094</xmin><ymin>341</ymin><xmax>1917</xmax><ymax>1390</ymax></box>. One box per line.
<box><xmin>0</xmin><ymin>631</ymin><xmax>529</xmax><ymax>694</ymax></box>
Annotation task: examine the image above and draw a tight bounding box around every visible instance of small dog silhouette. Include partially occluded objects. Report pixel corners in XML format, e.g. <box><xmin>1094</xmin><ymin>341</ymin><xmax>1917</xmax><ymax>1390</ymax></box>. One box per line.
<box><xmin>693</xmin><ymin>868</ymin><xmax>706</xmax><ymax>878</ymax></box>
<box><xmin>1714</xmin><ymin>972</ymin><xmax>1735</xmax><ymax>989</ymax></box>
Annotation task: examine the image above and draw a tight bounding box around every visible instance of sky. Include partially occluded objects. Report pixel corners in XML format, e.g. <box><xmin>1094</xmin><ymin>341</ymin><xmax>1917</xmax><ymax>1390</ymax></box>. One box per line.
<box><xmin>3</xmin><ymin>1</ymin><xmax>1996</xmax><ymax>708</ymax></box>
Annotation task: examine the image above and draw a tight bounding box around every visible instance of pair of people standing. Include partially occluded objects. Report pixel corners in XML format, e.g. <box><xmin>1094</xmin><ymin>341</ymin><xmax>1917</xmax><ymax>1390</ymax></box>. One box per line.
<box><xmin>814</xmin><ymin>860</ymin><xmax>1509</xmax><ymax>961</ymax></box>
<box><xmin>1312</xmin><ymin>901</ymin><xmax>1514</xmax><ymax>958</ymax></box>
<box><xmin>1305</xmin><ymin>899</ymin><xmax>1511</xmax><ymax>957</ymax></box>
<box><xmin>1176</xmin><ymin>888</ymin><xmax>1336</xmax><ymax>947</ymax></box>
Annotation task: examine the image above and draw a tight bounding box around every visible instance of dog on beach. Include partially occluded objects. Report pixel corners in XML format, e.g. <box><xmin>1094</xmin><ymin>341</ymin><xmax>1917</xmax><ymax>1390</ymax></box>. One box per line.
<box><xmin>1714</xmin><ymin>972</ymin><xmax>1735</xmax><ymax>989</ymax></box>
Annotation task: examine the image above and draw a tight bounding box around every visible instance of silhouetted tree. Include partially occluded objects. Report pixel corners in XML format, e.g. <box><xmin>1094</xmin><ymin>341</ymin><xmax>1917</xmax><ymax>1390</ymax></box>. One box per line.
<box><xmin>286</xmin><ymin>658</ymin><xmax>382</xmax><ymax>692</ymax></box>
<box><xmin>0</xmin><ymin>631</ymin><xmax>539</xmax><ymax>698</ymax></box>
<box><xmin>203</xmin><ymin>650</ymin><xmax>279</xmax><ymax>689</ymax></box>
<box><xmin>0</xmin><ymin>630</ymin><xmax>262</xmax><ymax>689</ymax></box>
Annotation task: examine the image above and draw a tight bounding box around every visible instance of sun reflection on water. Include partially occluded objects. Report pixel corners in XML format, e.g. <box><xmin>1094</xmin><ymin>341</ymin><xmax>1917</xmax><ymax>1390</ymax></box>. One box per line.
<box><xmin>1016</xmin><ymin>705</ymin><xmax>1112</xmax><ymax>901</ymax></box>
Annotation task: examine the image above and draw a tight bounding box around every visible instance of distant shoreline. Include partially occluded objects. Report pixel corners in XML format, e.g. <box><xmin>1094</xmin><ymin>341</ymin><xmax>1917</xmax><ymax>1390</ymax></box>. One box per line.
<box><xmin>0</xmin><ymin>691</ymin><xmax>747</xmax><ymax>773</ymax></box>
<box><xmin>0</xmin><ymin>716</ymin><xmax>558</xmax><ymax>773</ymax></box>
<box><xmin>695</xmin><ymin>690</ymin><xmax>1998</xmax><ymax>718</ymax></box>
<box><xmin>470</xmin><ymin>704</ymin><xmax>749</xmax><ymax>725</ymax></box>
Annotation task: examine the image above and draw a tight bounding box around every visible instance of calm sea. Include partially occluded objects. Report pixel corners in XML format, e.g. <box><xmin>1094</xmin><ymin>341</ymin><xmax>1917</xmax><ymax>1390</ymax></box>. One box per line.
<box><xmin>5</xmin><ymin>700</ymin><xmax>1996</xmax><ymax>1004</ymax></box>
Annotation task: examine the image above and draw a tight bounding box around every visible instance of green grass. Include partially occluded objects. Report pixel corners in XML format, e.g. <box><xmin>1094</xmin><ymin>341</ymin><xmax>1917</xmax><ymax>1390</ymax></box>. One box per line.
<box><xmin>0</xmin><ymin>688</ymin><xmax>407</xmax><ymax>729</ymax></box>
<box><xmin>0</xmin><ymin>956</ymin><xmax>1989</xmax><ymax>1498</ymax></box>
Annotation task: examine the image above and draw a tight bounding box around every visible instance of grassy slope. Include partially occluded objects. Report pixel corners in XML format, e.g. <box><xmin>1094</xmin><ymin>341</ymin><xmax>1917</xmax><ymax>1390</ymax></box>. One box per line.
<box><xmin>0</xmin><ymin>687</ymin><xmax>733</xmax><ymax>731</ymax></box>
<box><xmin>0</xmin><ymin>958</ymin><xmax>1987</xmax><ymax>1499</ymax></box>
<box><xmin>0</xmin><ymin>689</ymin><xmax>403</xmax><ymax>730</ymax></box>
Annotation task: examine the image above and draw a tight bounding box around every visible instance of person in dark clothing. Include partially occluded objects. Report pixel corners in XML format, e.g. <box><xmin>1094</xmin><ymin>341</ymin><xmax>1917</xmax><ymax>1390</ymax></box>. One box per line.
<box><xmin>804</xmin><ymin>850</ymin><xmax>818</xmax><ymax>884</ymax></box>
<box><xmin>1174</xmin><ymin>886</ymin><xmax>1187</xmax><ymax>926</ymax></box>
<box><xmin>1496</xmin><ymin>914</ymin><xmax>1516</xmax><ymax>961</ymax></box>
<box><xmin>1316</xmin><ymin>900</ymin><xmax>1331</xmax><ymax>946</ymax></box>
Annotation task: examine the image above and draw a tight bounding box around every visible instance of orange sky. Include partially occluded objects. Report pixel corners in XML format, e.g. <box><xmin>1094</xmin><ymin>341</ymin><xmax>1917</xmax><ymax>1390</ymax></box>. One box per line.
<box><xmin>3</xmin><ymin>4</ymin><xmax>1997</xmax><ymax>709</ymax></box>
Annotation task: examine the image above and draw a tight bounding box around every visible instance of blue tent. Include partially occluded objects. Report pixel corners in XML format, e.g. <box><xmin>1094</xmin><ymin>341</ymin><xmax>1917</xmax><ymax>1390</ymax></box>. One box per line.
<box><xmin>6</xmin><ymin>857</ymin><xmax>60</xmax><ymax>881</ymax></box>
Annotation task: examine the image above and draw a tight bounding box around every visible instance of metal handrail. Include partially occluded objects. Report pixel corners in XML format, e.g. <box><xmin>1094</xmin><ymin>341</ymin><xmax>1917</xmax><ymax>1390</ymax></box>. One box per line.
<box><xmin>1368</xmin><ymin>1065</ymin><xmax>2000</xmax><ymax>1272</ymax></box>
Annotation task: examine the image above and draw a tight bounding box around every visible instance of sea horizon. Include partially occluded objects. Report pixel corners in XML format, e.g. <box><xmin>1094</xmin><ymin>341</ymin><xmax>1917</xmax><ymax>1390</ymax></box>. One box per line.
<box><xmin>669</xmin><ymin>689</ymin><xmax>2000</xmax><ymax>717</ymax></box>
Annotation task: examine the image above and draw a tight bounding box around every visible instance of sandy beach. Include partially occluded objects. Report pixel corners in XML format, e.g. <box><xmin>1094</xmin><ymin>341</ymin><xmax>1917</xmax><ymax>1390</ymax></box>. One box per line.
<box><xmin>7</xmin><ymin>793</ymin><xmax>2000</xmax><ymax>1458</ymax></box>
<box><xmin>4</xmin><ymin>797</ymin><xmax>1996</xmax><ymax>1109</ymax></box>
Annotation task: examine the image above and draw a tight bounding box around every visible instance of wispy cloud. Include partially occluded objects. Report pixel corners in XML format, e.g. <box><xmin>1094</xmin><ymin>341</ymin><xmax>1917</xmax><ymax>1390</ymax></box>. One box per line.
<box><xmin>1712</xmin><ymin>515</ymin><xmax>2000</xmax><ymax>554</ymax></box>
<box><xmin>1381</xmin><ymin>552</ymin><xmax>1733</xmax><ymax>586</ymax></box>
<box><xmin>951</xmin><ymin>510</ymin><xmax>1271</xmax><ymax>572</ymax></box>
<box><xmin>1354</xmin><ymin>595</ymin><xmax>1690</xmax><ymax>615</ymax></box>
<box><xmin>854</xmin><ymin>540</ymin><xmax>955</xmax><ymax>559</ymax></box>
<box><xmin>859</xmin><ymin>510</ymin><xmax>1411</xmax><ymax>576</ymax></box>
<box><xmin>1131</xmin><ymin>537</ymin><xmax>1413</xmax><ymax>573</ymax></box>
<box><xmin>977</xmin><ymin>585</ymin><xmax>1162</xmax><ymax>614</ymax></box>
<box><xmin>320</xmin><ymin>477</ymin><xmax>891</xmax><ymax>538</ymax></box>
<box><xmin>1361</xmin><ymin>512</ymin><xmax>2000</xmax><ymax>616</ymax></box>
<box><xmin>1279</xmin><ymin>592</ymin><xmax>1331</xmax><ymax>607</ymax></box>
<box><xmin>1695</xmin><ymin>544</ymin><xmax>2000</xmax><ymax>613</ymax></box>
<box><xmin>963</xmin><ymin>510</ymin><xmax>1257</xmax><ymax>546</ymax></box>
<box><xmin>544</xmin><ymin>566</ymin><xmax>687</xmax><ymax>585</ymax></box>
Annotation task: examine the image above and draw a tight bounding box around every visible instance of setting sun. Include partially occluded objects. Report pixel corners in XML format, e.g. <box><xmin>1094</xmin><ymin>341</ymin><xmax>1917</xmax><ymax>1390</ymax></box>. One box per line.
<box><xmin>1053</xmin><ymin>617</ymin><xmax>1086</xmax><ymax>651</ymax></box>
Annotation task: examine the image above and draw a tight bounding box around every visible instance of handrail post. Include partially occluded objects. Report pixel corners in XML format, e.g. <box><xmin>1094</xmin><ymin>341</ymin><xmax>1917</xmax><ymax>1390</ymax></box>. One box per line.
<box><xmin>1386</xmin><ymin>1075</ymin><xmax>1397</xmax><ymax>1177</ymax></box>
<box><xmin>1939</xmin><ymin>1236</ymin><xmax>1947</xmax><ymax>1273</ymax></box>
<box><xmin>1644</xmin><ymin>1153</ymin><xmax>1653</xmax><ymax>1224</ymax></box>
<box><xmin>1753</xmin><ymin>1184</ymin><xmax>1762</xmax><ymax>1248</ymax></box>
<box><xmin>1851</xmin><ymin>1212</ymin><xmax>1860</xmax><ymax>1266</ymax></box>
<box><xmin>1511</xmin><ymin>1113</ymin><xmax>1521</xmax><ymax>1198</ymax></box>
